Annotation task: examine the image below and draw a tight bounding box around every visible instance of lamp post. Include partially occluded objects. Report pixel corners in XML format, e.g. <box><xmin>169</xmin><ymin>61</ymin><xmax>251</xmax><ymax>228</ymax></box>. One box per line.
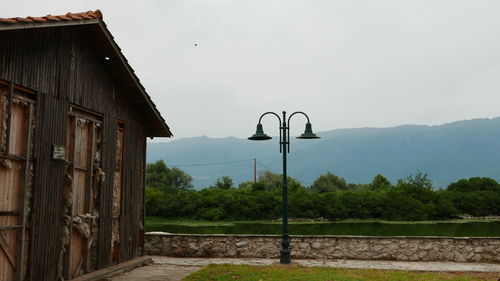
<box><xmin>248</xmin><ymin>111</ymin><xmax>320</xmax><ymax>264</ymax></box>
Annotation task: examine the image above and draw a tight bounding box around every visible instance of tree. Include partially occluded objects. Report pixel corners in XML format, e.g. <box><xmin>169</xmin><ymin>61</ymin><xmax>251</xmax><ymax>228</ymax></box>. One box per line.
<box><xmin>433</xmin><ymin>191</ymin><xmax>459</xmax><ymax>219</ymax></box>
<box><xmin>321</xmin><ymin>192</ymin><xmax>346</xmax><ymax>220</ymax></box>
<box><xmin>310</xmin><ymin>172</ymin><xmax>348</xmax><ymax>193</ymax></box>
<box><xmin>146</xmin><ymin>160</ymin><xmax>170</xmax><ymax>189</ymax></box>
<box><xmin>213</xmin><ymin>176</ymin><xmax>233</xmax><ymax>189</ymax></box>
<box><xmin>370</xmin><ymin>174</ymin><xmax>391</xmax><ymax>190</ymax></box>
<box><xmin>169</xmin><ymin>167</ymin><xmax>194</xmax><ymax>190</ymax></box>
<box><xmin>145</xmin><ymin>187</ymin><xmax>164</xmax><ymax>216</ymax></box>
<box><xmin>395</xmin><ymin>172</ymin><xmax>435</xmax><ymax>203</ymax></box>
<box><xmin>447</xmin><ymin>177</ymin><xmax>500</xmax><ymax>193</ymax></box>
<box><xmin>257</xmin><ymin>171</ymin><xmax>283</xmax><ymax>190</ymax></box>
<box><xmin>446</xmin><ymin>177</ymin><xmax>500</xmax><ymax>216</ymax></box>
<box><xmin>145</xmin><ymin>160</ymin><xmax>193</xmax><ymax>190</ymax></box>
<box><xmin>404</xmin><ymin>171</ymin><xmax>433</xmax><ymax>190</ymax></box>
<box><xmin>253</xmin><ymin>171</ymin><xmax>301</xmax><ymax>191</ymax></box>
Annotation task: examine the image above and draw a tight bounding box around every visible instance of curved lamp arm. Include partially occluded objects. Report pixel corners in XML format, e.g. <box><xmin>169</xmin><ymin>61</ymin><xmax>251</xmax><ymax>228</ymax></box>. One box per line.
<box><xmin>258</xmin><ymin>111</ymin><xmax>282</xmax><ymax>125</ymax></box>
<box><xmin>285</xmin><ymin>111</ymin><xmax>311</xmax><ymax>153</ymax></box>
<box><xmin>258</xmin><ymin>111</ymin><xmax>283</xmax><ymax>152</ymax></box>
<box><xmin>287</xmin><ymin>111</ymin><xmax>310</xmax><ymax>125</ymax></box>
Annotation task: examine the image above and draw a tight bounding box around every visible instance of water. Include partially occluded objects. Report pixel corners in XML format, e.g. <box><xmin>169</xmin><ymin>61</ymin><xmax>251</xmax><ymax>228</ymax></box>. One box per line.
<box><xmin>146</xmin><ymin>221</ymin><xmax>500</xmax><ymax>237</ymax></box>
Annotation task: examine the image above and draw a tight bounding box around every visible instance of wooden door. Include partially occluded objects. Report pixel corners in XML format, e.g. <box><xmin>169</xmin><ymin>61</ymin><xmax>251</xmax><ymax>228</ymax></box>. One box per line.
<box><xmin>0</xmin><ymin>82</ymin><xmax>35</xmax><ymax>281</ymax></box>
<box><xmin>63</xmin><ymin>107</ymin><xmax>102</xmax><ymax>279</ymax></box>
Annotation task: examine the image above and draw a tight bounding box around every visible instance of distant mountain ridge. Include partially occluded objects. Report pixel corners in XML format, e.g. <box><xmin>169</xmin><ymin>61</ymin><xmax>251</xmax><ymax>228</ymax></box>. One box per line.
<box><xmin>147</xmin><ymin>117</ymin><xmax>500</xmax><ymax>189</ymax></box>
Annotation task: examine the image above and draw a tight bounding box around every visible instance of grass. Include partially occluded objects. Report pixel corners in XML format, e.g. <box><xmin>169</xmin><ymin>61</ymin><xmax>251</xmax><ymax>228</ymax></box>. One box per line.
<box><xmin>146</xmin><ymin>217</ymin><xmax>237</xmax><ymax>227</ymax></box>
<box><xmin>146</xmin><ymin>217</ymin><xmax>500</xmax><ymax>227</ymax></box>
<box><xmin>183</xmin><ymin>264</ymin><xmax>498</xmax><ymax>281</ymax></box>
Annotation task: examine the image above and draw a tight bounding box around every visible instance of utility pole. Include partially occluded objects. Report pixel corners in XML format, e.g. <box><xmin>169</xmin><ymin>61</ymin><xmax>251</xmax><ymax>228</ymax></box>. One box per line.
<box><xmin>253</xmin><ymin>158</ymin><xmax>257</xmax><ymax>183</ymax></box>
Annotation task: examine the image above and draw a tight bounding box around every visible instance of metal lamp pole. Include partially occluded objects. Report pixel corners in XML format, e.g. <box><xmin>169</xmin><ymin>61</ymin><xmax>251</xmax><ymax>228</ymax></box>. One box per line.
<box><xmin>280</xmin><ymin>111</ymin><xmax>291</xmax><ymax>264</ymax></box>
<box><xmin>248</xmin><ymin>111</ymin><xmax>320</xmax><ymax>264</ymax></box>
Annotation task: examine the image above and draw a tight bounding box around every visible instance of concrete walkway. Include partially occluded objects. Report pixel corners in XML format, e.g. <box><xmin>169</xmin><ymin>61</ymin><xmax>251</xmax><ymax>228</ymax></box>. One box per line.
<box><xmin>107</xmin><ymin>256</ymin><xmax>500</xmax><ymax>281</ymax></box>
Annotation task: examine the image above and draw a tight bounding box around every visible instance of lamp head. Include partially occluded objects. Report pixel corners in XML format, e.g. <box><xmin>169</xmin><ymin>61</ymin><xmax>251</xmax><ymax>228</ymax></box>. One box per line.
<box><xmin>248</xmin><ymin>123</ymin><xmax>272</xmax><ymax>141</ymax></box>
<box><xmin>297</xmin><ymin>122</ymin><xmax>320</xmax><ymax>139</ymax></box>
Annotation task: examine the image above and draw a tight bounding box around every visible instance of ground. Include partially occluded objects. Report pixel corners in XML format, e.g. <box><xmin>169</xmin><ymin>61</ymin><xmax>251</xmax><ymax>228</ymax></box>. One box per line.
<box><xmin>106</xmin><ymin>256</ymin><xmax>500</xmax><ymax>281</ymax></box>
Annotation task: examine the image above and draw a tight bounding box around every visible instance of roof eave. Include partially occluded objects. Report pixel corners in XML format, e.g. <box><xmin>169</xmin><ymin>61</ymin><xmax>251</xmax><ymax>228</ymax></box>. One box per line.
<box><xmin>0</xmin><ymin>18</ymin><xmax>173</xmax><ymax>138</ymax></box>
<box><xmin>96</xmin><ymin>21</ymin><xmax>172</xmax><ymax>138</ymax></box>
<box><xmin>0</xmin><ymin>19</ymin><xmax>101</xmax><ymax>31</ymax></box>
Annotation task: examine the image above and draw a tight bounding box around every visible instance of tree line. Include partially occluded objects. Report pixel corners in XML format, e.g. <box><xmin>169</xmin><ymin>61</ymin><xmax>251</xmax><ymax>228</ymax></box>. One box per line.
<box><xmin>145</xmin><ymin>160</ymin><xmax>500</xmax><ymax>221</ymax></box>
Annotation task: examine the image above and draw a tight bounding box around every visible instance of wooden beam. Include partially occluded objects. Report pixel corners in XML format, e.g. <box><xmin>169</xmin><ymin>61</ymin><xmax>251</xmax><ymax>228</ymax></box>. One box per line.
<box><xmin>0</xmin><ymin>212</ymin><xmax>19</xmax><ymax>216</ymax></box>
<box><xmin>0</xmin><ymin>226</ymin><xmax>22</xmax><ymax>231</ymax></box>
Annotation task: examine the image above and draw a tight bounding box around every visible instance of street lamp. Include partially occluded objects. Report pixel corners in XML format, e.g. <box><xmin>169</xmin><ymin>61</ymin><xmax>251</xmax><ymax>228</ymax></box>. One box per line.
<box><xmin>248</xmin><ymin>111</ymin><xmax>320</xmax><ymax>264</ymax></box>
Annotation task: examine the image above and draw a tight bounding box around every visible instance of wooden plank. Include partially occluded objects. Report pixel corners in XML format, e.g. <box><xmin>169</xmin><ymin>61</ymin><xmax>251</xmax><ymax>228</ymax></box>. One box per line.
<box><xmin>8</xmin><ymin>100</ymin><xmax>29</xmax><ymax>156</ymax></box>
<box><xmin>119</xmin><ymin>124</ymin><xmax>128</xmax><ymax>263</ymax></box>
<box><xmin>72</xmin><ymin>256</ymin><xmax>151</xmax><ymax>281</ymax></box>
<box><xmin>64</xmin><ymin>115</ymin><xmax>77</xmax><ymax>280</ymax></box>
<box><xmin>4</xmin><ymin>82</ymin><xmax>13</xmax><ymax>155</ymax></box>
<box><xmin>69</xmin><ymin>106</ymin><xmax>103</xmax><ymax>121</ymax></box>
<box><xmin>28</xmin><ymin>92</ymin><xmax>66</xmax><ymax>281</ymax></box>
<box><xmin>0</xmin><ymin>155</ymin><xmax>26</xmax><ymax>162</ymax></box>
<box><xmin>70</xmin><ymin>230</ymin><xmax>84</xmax><ymax>277</ymax></box>
<box><xmin>0</xmin><ymin>88</ymin><xmax>5</xmax><ymax>156</ymax></box>
<box><xmin>0</xmin><ymin>161</ymin><xmax>23</xmax><ymax>213</ymax></box>
<box><xmin>111</xmin><ymin>125</ymin><xmax>124</xmax><ymax>264</ymax></box>
<box><xmin>73</xmin><ymin>171</ymin><xmax>87</xmax><ymax>215</ymax></box>
<box><xmin>0</xmin><ymin>231</ymin><xmax>16</xmax><ymax>270</ymax></box>
<box><xmin>97</xmin><ymin>117</ymin><xmax>116</xmax><ymax>270</ymax></box>
<box><xmin>85</xmin><ymin>122</ymin><xmax>95</xmax><ymax>212</ymax></box>
<box><xmin>65</xmin><ymin>116</ymin><xmax>75</xmax><ymax>162</ymax></box>
<box><xmin>140</xmin><ymin>136</ymin><xmax>146</xmax><ymax>255</ymax></box>
<box><xmin>15</xmin><ymin>100</ymin><xmax>33</xmax><ymax>281</ymax></box>
<box><xmin>74</xmin><ymin>118</ymin><xmax>91</xmax><ymax>170</ymax></box>
<box><xmin>83</xmin><ymin>121</ymin><xmax>95</xmax><ymax>273</ymax></box>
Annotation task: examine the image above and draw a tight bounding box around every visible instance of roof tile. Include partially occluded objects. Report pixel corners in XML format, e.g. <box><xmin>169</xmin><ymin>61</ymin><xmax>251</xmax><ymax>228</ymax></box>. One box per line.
<box><xmin>45</xmin><ymin>15</ymin><xmax>62</xmax><ymax>22</ymax></box>
<box><xmin>57</xmin><ymin>15</ymin><xmax>73</xmax><ymax>21</ymax></box>
<box><xmin>14</xmin><ymin>17</ymin><xmax>33</xmax><ymax>23</ymax></box>
<box><xmin>27</xmin><ymin>17</ymin><xmax>48</xmax><ymax>23</ymax></box>
<box><xmin>0</xmin><ymin>18</ymin><xmax>17</xmax><ymax>24</ymax></box>
<box><xmin>0</xmin><ymin>10</ymin><xmax>102</xmax><ymax>25</ymax></box>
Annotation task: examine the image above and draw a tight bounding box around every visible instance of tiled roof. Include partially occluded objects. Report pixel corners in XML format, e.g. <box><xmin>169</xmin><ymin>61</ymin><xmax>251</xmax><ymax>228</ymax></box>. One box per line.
<box><xmin>0</xmin><ymin>9</ymin><xmax>172</xmax><ymax>137</ymax></box>
<box><xmin>0</xmin><ymin>10</ymin><xmax>102</xmax><ymax>25</ymax></box>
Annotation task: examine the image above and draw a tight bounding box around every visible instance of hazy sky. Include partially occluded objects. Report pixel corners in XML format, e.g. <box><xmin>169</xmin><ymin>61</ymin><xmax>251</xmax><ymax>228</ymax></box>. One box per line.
<box><xmin>2</xmin><ymin>1</ymin><xmax>500</xmax><ymax>140</ymax></box>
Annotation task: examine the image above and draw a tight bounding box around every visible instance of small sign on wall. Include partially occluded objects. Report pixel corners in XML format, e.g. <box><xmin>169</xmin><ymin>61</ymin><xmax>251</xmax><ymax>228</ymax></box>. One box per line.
<box><xmin>53</xmin><ymin>145</ymin><xmax>65</xmax><ymax>160</ymax></box>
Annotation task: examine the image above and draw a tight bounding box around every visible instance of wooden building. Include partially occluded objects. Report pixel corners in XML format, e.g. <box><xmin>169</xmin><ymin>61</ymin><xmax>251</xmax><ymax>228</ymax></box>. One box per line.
<box><xmin>0</xmin><ymin>10</ymin><xmax>172</xmax><ymax>280</ymax></box>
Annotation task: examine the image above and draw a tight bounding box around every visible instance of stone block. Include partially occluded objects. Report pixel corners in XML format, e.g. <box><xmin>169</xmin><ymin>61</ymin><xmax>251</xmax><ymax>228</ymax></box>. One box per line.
<box><xmin>236</xmin><ymin>241</ymin><xmax>247</xmax><ymax>247</ymax></box>
<box><xmin>311</xmin><ymin>242</ymin><xmax>322</xmax><ymax>250</ymax></box>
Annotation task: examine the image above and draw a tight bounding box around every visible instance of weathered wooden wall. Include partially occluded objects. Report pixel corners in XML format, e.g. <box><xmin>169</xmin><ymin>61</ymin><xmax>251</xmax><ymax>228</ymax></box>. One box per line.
<box><xmin>0</xmin><ymin>25</ymin><xmax>147</xmax><ymax>280</ymax></box>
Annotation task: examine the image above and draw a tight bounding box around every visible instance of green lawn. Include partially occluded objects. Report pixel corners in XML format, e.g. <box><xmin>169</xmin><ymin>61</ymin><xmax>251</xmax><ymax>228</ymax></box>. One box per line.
<box><xmin>183</xmin><ymin>264</ymin><xmax>497</xmax><ymax>281</ymax></box>
<box><xmin>146</xmin><ymin>217</ymin><xmax>500</xmax><ymax>227</ymax></box>
<box><xmin>146</xmin><ymin>217</ymin><xmax>237</xmax><ymax>227</ymax></box>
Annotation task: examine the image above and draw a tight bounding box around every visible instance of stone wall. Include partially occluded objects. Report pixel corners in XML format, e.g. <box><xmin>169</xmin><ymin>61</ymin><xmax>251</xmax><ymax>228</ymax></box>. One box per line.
<box><xmin>145</xmin><ymin>233</ymin><xmax>500</xmax><ymax>263</ymax></box>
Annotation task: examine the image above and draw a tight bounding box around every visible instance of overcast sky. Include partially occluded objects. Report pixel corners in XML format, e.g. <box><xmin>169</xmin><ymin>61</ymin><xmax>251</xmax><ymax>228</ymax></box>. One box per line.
<box><xmin>2</xmin><ymin>1</ymin><xmax>500</xmax><ymax>140</ymax></box>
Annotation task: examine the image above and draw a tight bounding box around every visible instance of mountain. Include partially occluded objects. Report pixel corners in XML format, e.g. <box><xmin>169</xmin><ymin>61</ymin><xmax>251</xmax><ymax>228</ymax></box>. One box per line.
<box><xmin>147</xmin><ymin>117</ymin><xmax>500</xmax><ymax>189</ymax></box>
